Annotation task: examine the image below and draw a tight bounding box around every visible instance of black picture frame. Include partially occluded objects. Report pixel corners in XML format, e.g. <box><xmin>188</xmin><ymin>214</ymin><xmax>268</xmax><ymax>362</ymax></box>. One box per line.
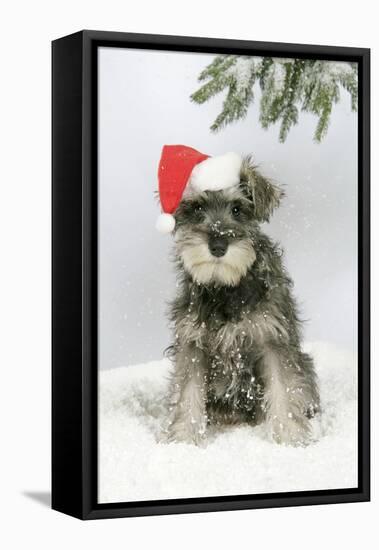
<box><xmin>52</xmin><ymin>30</ymin><xmax>370</xmax><ymax>520</ymax></box>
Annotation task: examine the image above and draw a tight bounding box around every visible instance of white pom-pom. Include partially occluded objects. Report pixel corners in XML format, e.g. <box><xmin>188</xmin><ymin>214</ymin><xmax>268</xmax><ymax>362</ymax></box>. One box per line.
<box><xmin>156</xmin><ymin>213</ymin><xmax>175</xmax><ymax>233</ymax></box>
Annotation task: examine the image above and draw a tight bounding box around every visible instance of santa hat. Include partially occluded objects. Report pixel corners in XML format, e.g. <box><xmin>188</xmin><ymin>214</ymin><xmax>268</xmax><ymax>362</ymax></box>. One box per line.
<box><xmin>156</xmin><ymin>145</ymin><xmax>243</xmax><ymax>233</ymax></box>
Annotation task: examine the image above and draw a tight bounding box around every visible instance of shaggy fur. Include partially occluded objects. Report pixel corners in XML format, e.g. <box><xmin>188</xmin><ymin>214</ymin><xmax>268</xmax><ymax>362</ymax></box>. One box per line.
<box><xmin>162</xmin><ymin>156</ymin><xmax>320</xmax><ymax>447</ymax></box>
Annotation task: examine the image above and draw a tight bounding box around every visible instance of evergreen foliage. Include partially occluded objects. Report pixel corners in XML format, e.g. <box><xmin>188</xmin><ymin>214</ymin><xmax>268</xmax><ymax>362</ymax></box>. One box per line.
<box><xmin>191</xmin><ymin>56</ymin><xmax>358</xmax><ymax>142</ymax></box>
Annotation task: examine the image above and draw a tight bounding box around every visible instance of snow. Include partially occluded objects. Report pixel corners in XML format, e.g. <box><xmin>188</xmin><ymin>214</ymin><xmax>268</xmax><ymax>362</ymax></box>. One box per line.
<box><xmin>229</xmin><ymin>57</ymin><xmax>256</xmax><ymax>91</ymax></box>
<box><xmin>98</xmin><ymin>341</ymin><xmax>357</xmax><ymax>503</ymax></box>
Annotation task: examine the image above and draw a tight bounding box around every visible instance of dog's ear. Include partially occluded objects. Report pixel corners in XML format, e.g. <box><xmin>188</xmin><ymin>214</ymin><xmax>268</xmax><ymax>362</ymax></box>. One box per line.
<box><xmin>239</xmin><ymin>156</ymin><xmax>284</xmax><ymax>222</ymax></box>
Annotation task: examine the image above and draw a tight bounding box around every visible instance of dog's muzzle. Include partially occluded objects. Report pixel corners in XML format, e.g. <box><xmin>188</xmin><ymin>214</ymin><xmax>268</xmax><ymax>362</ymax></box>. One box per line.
<box><xmin>208</xmin><ymin>236</ymin><xmax>228</xmax><ymax>258</ymax></box>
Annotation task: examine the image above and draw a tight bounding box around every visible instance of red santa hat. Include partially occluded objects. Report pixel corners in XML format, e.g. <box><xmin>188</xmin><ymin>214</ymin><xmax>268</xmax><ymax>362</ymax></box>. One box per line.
<box><xmin>156</xmin><ymin>145</ymin><xmax>243</xmax><ymax>233</ymax></box>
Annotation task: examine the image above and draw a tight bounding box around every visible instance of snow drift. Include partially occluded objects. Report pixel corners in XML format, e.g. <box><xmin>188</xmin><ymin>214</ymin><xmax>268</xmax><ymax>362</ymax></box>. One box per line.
<box><xmin>98</xmin><ymin>342</ymin><xmax>357</xmax><ymax>503</ymax></box>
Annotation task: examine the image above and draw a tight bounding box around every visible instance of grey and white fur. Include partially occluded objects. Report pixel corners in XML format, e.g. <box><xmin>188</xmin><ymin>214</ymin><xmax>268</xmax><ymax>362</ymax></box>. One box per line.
<box><xmin>162</xmin><ymin>156</ymin><xmax>320</xmax><ymax>447</ymax></box>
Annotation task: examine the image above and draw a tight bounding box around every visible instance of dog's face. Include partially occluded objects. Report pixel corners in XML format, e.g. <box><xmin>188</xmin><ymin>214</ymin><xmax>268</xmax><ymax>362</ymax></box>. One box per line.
<box><xmin>174</xmin><ymin>158</ymin><xmax>283</xmax><ymax>287</ymax></box>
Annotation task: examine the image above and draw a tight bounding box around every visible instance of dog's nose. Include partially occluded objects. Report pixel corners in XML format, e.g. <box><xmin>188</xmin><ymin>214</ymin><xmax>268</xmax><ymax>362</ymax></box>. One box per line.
<box><xmin>209</xmin><ymin>237</ymin><xmax>228</xmax><ymax>257</ymax></box>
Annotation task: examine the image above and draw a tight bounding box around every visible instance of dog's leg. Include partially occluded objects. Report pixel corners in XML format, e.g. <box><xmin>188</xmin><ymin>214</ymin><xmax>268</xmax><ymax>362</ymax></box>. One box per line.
<box><xmin>259</xmin><ymin>346</ymin><xmax>319</xmax><ymax>446</ymax></box>
<box><xmin>165</xmin><ymin>343</ymin><xmax>207</xmax><ymax>446</ymax></box>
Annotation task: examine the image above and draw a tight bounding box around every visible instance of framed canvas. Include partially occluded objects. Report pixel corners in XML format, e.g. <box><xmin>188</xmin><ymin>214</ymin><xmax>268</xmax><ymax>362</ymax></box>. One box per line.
<box><xmin>52</xmin><ymin>30</ymin><xmax>370</xmax><ymax>520</ymax></box>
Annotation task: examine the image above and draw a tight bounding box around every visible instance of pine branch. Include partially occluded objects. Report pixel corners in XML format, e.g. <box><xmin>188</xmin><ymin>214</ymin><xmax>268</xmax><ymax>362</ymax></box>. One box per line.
<box><xmin>190</xmin><ymin>56</ymin><xmax>358</xmax><ymax>143</ymax></box>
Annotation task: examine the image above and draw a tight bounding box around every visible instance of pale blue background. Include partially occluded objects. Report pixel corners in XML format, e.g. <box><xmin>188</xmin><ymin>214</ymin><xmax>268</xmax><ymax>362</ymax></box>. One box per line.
<box><xmin>98</xmin><ymin>47</ymin><xmax>357</xmax><ymax>369</ymax></box>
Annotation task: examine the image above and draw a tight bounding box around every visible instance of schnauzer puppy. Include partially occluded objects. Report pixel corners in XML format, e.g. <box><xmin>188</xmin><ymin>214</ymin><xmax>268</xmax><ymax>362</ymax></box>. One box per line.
<box><xmin>160</xmin><ymin>151</ymin><xmax>320</xmax><ymax>447</ymax></box>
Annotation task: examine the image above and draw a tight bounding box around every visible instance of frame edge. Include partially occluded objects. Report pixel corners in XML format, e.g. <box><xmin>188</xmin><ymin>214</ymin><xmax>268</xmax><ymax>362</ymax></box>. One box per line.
<box><xmin>52</xmin><ymin>31</ymin><xmax>86</xmax><ymax>520</ymax></box>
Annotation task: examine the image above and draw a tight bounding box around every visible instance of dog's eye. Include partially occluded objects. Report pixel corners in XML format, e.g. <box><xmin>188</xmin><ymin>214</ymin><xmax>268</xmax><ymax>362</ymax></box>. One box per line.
<box><xmin>193</xmin><ymin>203</ymin><xmax>204</xmax><ymax>214</ymax></box>
<box><xmin>232</xmin><ymin>205</ymin><xmax>241</xmax><ymax>217</ymax></box>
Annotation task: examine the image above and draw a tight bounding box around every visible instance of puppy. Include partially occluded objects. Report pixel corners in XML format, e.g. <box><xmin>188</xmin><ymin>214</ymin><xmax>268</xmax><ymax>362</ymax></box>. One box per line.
<box><xmin>157</xmin><ymin>146</ymin><xmax>320</xmax><ymax>446</ymax></box>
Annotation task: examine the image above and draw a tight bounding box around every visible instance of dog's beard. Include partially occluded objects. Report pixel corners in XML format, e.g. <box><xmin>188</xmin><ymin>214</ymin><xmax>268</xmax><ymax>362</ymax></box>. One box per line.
<box><xmin>176</xmin><ymin>232</ymin><xmax>256</xmax><ymax>287</ymax></box>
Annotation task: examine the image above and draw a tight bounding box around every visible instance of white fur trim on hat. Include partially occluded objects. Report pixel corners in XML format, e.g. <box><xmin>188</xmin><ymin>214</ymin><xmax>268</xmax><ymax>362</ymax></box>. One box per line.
<box><xmin>189</xmin><ymin>152</ymin><xmax>242</xmax><ymax>192</ymax></box>
<box><xmin>156</xmin><ymin>212</ymin><xmax>176</xmax><ymax>233</ymax></box>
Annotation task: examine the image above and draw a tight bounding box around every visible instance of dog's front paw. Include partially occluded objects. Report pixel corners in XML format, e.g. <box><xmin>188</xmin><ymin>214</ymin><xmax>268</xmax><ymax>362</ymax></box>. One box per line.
<box><xmin>269</xmin><ymin>414</ymin><xmax>311</xmax><ymax>447</ymax></box>
<box><xmin>161</xmin><ymin>418</ymin><xmax>207</xmax><ymax>447</ymax></box>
